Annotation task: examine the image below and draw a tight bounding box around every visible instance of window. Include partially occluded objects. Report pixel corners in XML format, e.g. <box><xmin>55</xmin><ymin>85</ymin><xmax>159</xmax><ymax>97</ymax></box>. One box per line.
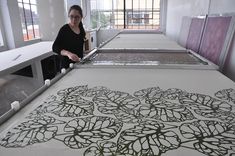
<box><xmin>90</xmin><ymin>0</ymin><xmax>114</xmax><ymax>29</ymax></box>
<box><xmin>90</xmin><ymin>0</ymin><xmax>160</xmax><ymax>30</ymax></box>
<box><xmin>127</xmin><ymin>12</ymin><xmax>149</xmax><ymax>25</ymax></box>
<box><xmin>18</xmin><ymin>0</ymin><xmax>40</xmax><ymax>41</ymax></box>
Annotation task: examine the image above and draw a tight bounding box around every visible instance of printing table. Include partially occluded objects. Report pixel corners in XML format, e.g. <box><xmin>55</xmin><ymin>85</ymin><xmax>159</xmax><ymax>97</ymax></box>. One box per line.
<box><xmin>100</xmin><ymin>33</ymin><xmax>186</xmax><ymax>51</ymax></box>
<box><xmin>0</xmin><ymin>42</ymin><xmax>54</xmax><ymax>85</ymax></box>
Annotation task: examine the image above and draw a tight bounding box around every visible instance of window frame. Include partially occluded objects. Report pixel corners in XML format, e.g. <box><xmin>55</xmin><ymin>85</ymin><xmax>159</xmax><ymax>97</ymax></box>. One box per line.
<box><xmin>17</xmin><ymin>0</ymin><xmax>40</xmax><ymax>41</ymax></box>
<box><xmin>90</xmin><ymin>0</ymin><xmax>161</xmax><ymax>30</ymax></box>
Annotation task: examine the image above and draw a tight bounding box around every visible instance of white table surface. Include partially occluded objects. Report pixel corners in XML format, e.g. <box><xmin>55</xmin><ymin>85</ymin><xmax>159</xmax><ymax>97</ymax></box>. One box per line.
<box><xmin>0</xmin><ymin>41</ymin><xmax>54</xmax><ymax>84</ymax></box>
<box><xmin>0</xmin><ymin>67</ymin><xmax>234</xmax><ymax>156</ymax></box>
<box><xmin>100</xmin><ymin>34</ymin><xmax>186</xmax><ymax>51</ymax></box>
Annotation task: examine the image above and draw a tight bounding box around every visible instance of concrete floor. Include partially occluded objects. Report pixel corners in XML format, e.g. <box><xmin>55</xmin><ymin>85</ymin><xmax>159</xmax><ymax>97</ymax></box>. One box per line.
<box><xmin>0</xmin><ymin>75</ymin><xmax>41</xmax><ymax>116</ymax></box>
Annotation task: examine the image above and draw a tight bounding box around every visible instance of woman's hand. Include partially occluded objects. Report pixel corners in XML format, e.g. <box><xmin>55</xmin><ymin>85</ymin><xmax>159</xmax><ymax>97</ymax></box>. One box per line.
<box><xmin>67</xmin><ymin>53</ymin><xmax>80</xmax><ymax>62</ymax></box>
<box><xmin>61</xmin><ymin>50</ymin><xmax>80</xmax><ymax>62</ymax></box>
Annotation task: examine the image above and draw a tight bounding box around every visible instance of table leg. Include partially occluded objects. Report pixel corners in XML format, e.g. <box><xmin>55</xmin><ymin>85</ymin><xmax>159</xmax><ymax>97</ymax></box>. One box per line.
<box><xmin>31</xmin><ymin>60</ymin><xmax>44</xmax><ymax>85</ymax></box>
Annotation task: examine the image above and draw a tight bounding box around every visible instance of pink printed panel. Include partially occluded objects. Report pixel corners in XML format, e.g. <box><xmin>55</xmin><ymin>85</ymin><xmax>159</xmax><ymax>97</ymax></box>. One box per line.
<box><xmin>186</xmin><ymin>18</ymin><xmax>205</xmax><ymax>53</ymax></box>
<box><xmin>199</xmin><ymin>16</ymin><xmax>231</xmax><ymax>65</ymax></box>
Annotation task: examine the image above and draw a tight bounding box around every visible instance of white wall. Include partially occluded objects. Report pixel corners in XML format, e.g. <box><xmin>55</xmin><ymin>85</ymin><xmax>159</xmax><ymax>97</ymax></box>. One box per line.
<box><xmin>159</xmin><ymin>0</ymin><xmax>168</xmax><ymax>33</ymax></box>
<box><xmin>166</xmin><ymin>0</ymin><xmax>209</xmax><ymax>41</ymax></box>
<box><xmin>37</xmin><ymin>0</ymin><xmax>66</xmax><ymax>41</ymax></box>
<box><xmin>0</xmin><ymin>1</ymin><xmax>7</xmax><ymax>51</ymax></box>
<box><xmin>82</xmin><ymin>0</ymin><xmax>91</xmax><ymax>30</ymax></box>
<box><xmin>209</xmin><ymin>0</ymin><xmax>235</xmax><ymax>14</ymax></box>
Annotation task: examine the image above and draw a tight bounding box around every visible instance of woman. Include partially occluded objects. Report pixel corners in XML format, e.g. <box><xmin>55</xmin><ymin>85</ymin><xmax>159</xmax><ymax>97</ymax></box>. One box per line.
<box><xmin>52</xmin><ymin>5</ymin><xmax>86</xmax><ymax>69</ymax></box>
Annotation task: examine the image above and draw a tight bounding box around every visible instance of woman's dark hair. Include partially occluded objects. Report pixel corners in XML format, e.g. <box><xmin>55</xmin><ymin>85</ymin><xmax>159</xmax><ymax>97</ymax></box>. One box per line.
<box><xmin>69</xmin><ymin>5</ymin><xmax>86</xmax><ymax>39</ymax></box>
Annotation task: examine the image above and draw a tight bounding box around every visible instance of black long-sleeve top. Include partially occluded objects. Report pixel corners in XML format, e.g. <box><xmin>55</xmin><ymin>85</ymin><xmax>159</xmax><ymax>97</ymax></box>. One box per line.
<box><xmin>52</xmin><ymin>24</ymin><xmax>84</xmax><ymax>69</ymax></box>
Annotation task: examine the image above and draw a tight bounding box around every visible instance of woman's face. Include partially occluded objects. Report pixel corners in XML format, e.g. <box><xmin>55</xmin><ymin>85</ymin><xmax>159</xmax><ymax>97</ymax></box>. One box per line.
<box><xmin>68</xmin><ymin>9</ymin><xmax>82</xmax><ymax>26</ymax></box>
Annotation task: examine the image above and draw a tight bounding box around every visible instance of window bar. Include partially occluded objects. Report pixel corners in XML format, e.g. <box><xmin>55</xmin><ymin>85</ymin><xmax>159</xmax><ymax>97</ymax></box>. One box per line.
<box><xmin>138</xmin><ymin>0</ymin><xmax>140</xmax><ymax>29</ymax></box>
<box><xmin>111</xmin><ymin>0</ymin><xmax>114</xmax><ymax>28</ymax></box>
<box><xmin>124</xmin><ymin>0</ymin><xmax>126</xmax><ymax>28</ymax></box>
<box><xmin>152</xmin><ymin>0</ymin><xmax>154</xmax><ymax>29</ymax></box>
<box><xmin>115</xmin><ymin>2</ymin><xmax>118</xmax><ymax>29</ymax></box>
<box><xmin>145</xmin><ymin>0</ymin><xmax>147</xmax><ymax>29</ymax></box>
<box><xmin>22</xmin><ymin>0</ymin><xmax>29</xmax><ymax>40</ymax></box>
<box><xmin>97</xmin><ymin>0</ymin><xmax>100</xmax><ymax>28</ymax></box>
<box><xmin>132</xmin><ymin>0</ymin><xmax>134</xmax><ymax>29</ymax></box>
<box><xmin>29</xmin><ymin>0</ymin><xmax>36</xmax><ymax>38</ymax></box>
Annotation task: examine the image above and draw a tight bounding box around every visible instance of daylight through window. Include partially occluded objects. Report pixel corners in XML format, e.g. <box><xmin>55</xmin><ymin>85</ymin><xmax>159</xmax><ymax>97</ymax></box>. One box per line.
<box><xmin>18</xmin><ymin>0</ymin><xmax>40</xmax><ymax>41</ymax></box>
<box><xmin>90</xmin><ymin>0</ymin><xmax>160</xmax><ymax>29</ymax></box>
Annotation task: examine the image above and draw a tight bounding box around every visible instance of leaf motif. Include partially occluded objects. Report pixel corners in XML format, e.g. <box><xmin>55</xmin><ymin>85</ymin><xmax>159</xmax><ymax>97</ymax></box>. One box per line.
<box><xmin>134</xmin><ymin>87</ymin><xmax>163</xmax><ymax>104</ymax></box>
<box><xmin>27</xmin><ymin>105</ymin><xmax>48</xmax><ymax>118</ymax></box>
<box><xmin>179</xmin><ymin>93</ymin><xmax>231</xmax><ymax>110</ymax></box>
<box><xmin>215</xmin><ymin>88</ymin><xmax>235</xmax><ymax>103</ymax></box>
<box><xmin>0</xmin><ymin>116</ymin><xmax>64</xmax><ymax>148</ymax></box>
<box><xmin>115</xmin><ymin>109</ymin><xmax>141</xmax><ymax>123</ymax></box>
<box><xmin>57</xmin><ymin>85</ymin><xmax>88</xmax><ymax>98</ymax></box>
<box><xmin>194</xmin><ymin>139</ymin><xmax>228</xmax><ymax>156</ymax></box>
<box><xmin>27</xmin><ymin>96</ymin><xmax>59</xmax><ymax>118</ymax></box>
<box><xmin>81</xmin><ymin>86</ymin><xmax>109</xmax><ymax>97</ymax></box>
<box><xmin>93</xmin><ymin>90</ymin><xmax>140</xmax><ymax>114</ymax></box>
<box><xmin>84</xmin><ymin>141</ymin><xmax>117</xmax><ymax>156</ymax></box>
<box><xmin>180</xmin><ymin>120</ymin><xmax>235</xmax><ymax>156</ymax></box>
<box><xmin>45</xmin><ymin>95</ymin><xmax>94</xmax><ymax>117</ymax></box>
<box><xmin>63</xmin><ymin>116</ymin><xmax>123</xmax><ymax>149</ymax></box>
<box><xmin>139</xmin><ymin>101</ymin><xmax>194</xmax><ymax>122</ymax></box>
<box><xmin>162</xmin><ymin>88</ymin><xmax>184</xmax><ymax>100</ymax></box>
<box><xmin>117</xmin><ymin>120</ymin><xmax>181</xmax><ymax>155</ymax></box>
<box><xmin>179</xmin><ymin>93</ymin><xmax>232</xmax><ymax>120</ymax></box>
<box><xmin>194</xmin><ymin>109</ymin><xmax>235</xmax><ymax>123</ymax></box>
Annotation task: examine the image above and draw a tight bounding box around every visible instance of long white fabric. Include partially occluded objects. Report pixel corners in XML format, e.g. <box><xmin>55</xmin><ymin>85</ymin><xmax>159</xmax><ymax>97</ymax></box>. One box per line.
<box><xmin>0</xmin><ymin>67</ymin><xmax>234</xmax><ymax>156</ymax></box>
